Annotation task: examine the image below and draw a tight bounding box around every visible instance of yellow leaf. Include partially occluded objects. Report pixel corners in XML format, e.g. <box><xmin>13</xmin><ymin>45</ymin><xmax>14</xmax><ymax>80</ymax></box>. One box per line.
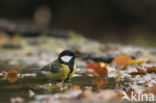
<box><xmin>128</xmin><ymin>60</ymin><xmax>144</xmax><ymax>65</ymax></box>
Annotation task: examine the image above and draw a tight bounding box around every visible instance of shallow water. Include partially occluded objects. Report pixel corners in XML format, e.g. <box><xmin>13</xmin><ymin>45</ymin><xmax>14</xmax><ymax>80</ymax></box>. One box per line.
<box><xmin>0</xmin><ymin>71</ymin><xmax>130</xmax><ymax>103</ymax></box>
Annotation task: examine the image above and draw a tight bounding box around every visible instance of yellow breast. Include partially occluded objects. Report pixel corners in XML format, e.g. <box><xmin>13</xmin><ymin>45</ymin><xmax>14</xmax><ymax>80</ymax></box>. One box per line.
<box><xmin>44</xmin><ymin>64</ymin><xmax>69</xmax><ymax>81</ymax></box>
<box><xmin>44</xmin><ymin>64</ymin><xmax>76</xmax><ymax>81</ymax></box>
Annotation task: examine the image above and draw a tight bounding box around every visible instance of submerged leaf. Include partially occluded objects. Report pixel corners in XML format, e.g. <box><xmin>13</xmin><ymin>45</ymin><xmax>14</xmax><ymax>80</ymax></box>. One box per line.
<box><xmin>93</xmin><ymin>77</ymin><xmax>108</xmax><ymax>91</ymax></box>
<box><xmin>7</xmin><ymin>69</ymin><xmax>18</xmax><ymax>83</ymax></box>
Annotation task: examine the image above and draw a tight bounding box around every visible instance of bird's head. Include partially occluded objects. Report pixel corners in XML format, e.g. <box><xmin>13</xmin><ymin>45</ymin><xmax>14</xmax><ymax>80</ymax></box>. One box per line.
<box><xmin>58</xmin><ymin>50</ymin><xmax>78</xmax><ymax>65</ymax></box>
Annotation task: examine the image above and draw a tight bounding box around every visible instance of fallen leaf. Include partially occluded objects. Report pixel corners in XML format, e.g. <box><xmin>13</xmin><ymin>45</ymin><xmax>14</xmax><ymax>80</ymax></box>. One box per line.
<box><xmin>86</xmin><ymin>62</ymin><xmax>97</xmax><ymax>69</ymax></box>
<box><xmin>115</xmin><ymin>91</ymin><xmax>124</xmax><ymax>98</ymax></box>
<box><xmin>143</xmin><ymin>84</ymin><xmax>156</xmax><ymax>94</ymax></box>
<box><xmin>7</xmin><ymin>69</ymin><xmax>18</xmax><ymax>83</ymax></box>
<box><xmin>112</xmin><ymin>56</ymin><xmax>133</xmax><ymax>66</ymax></box>
<box><xmin>26</xmin><ymin>52</ymin><xmax>34</xmax><ymax>56</ymax></box>
<box><xmin>86</xmin><ymin>62</ymin><xmax>108</xmax><ymax>76</ymax></box>
<box><xmin>128</xmin><ymin>60</ymin><xmax>144</xmax><ymax>65</ymax></box>
<box><xmin>96</xmin><ymin>62</ymin><xmax>108</xmax><ymax>75</ymax></box>
<box><xmin>129</xmin><ymin>69</ymin><xmax>146</xmax><ymax>75</ymax></box>
<box><xmin>147</xmin><ymin>67</ymin><xmax>156</xmax><ymax>73</ymax></box>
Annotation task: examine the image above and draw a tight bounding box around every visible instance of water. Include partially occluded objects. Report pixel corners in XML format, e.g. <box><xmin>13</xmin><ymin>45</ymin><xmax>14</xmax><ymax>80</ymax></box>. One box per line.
<box><xmin>0</xmin><ymin>71</ymin><xmax>126</xmax><ymax>103</ymax></box>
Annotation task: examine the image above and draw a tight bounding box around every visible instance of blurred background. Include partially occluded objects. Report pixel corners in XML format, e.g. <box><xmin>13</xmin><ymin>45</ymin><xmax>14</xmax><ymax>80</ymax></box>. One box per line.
<box><xmin>0</xmin><ymin>0</ymin><xmax>156</xmax><ymax>46</ymax></box>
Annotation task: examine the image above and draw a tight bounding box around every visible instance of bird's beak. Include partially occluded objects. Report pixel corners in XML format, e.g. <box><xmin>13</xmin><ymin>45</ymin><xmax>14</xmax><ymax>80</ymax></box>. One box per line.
<box><xmin>74</xmin><ymin>53</ymin><xmax>80</xmax><ymax>57</ymax></box>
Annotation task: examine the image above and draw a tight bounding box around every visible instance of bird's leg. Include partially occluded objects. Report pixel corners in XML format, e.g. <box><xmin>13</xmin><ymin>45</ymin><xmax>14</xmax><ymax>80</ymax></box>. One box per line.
<box><xmin>64</xmin><ymin>80</ymin><xmax>72</xmax><ymax>88</ymax></box>
<box><xmin>61</xmin><ymin>80</ymin><xmax>64</xmax><ymax>86</ymax></box>
<box><xmin>56</xmin><ymin>81</ymin><xmax>64</xmax><ymax>88</ymax></box>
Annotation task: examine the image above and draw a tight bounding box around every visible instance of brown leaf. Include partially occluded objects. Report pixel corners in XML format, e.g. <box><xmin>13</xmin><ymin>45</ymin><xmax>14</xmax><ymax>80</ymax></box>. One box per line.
<box><xmin>129</xmin><ymin>69</ymin><xmax>146</xmax><ymax>75</ymax></box>
<box><xmin>86</xmin><ymin>62</ymin><xmax>108</xmax><ymax>76</ymax></box>
<box><xmin>26</xmin><ymin>52</ymin><xmax>34</xmax><ymax>56</ymax></box>
<box><xmin>147</xmin><ymin>67</ymin><xmax>156</xmax><ymax>73</ymax></box>
<box><xmin>143</xmin><ymin>84</ymin><xmax>156</xmax><ymax>94</ymax></box>
<box><xmin>96</xmin><ymin>62</ymin><xmax>108</xmax><ymax>75</ymax></box>
<box><xmin>7</xmin><ymin>69</ymin><xmax>18</xmax><ymax>83</ymax></box>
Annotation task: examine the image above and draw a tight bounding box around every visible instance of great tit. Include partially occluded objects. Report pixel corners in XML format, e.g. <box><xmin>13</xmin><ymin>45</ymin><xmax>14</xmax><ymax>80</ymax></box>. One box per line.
<box><xmin>40</xmin><ymin>50</ymin><xmax>77</xmax><ymax>81</ymax></box>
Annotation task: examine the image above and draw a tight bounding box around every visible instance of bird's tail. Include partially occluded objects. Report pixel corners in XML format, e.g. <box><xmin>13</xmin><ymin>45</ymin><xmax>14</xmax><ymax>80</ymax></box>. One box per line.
<box><xmin>28</xmin><ymin>68</ymin><xmax>42</xmax><ymax>71</ymax></box>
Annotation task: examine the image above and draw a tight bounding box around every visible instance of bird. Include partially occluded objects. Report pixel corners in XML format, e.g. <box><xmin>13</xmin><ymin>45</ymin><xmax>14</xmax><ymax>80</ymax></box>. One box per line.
<box><xmin>39</xmin><ymin>50</ymin><xmax>78</xmax><ymax>81</ymax></box>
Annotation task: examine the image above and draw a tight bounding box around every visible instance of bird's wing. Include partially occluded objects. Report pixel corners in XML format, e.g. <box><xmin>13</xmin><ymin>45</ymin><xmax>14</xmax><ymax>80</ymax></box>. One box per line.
<box><xmin>40</xmin><ymin>60</ymin><xmax>61</xmax><ymax>73</ymax></box>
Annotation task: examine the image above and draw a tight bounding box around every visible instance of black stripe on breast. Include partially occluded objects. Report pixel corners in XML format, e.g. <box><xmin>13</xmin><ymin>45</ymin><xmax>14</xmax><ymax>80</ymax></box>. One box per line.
<box><xmin>65</xmin><ymin>63</ymin><xmax>74</xmax><ymax>81</ymax></box>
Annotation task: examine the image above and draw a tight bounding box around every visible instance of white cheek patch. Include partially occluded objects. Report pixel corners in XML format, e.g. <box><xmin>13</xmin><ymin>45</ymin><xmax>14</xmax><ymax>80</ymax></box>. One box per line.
<box><xmin>61</xmin><ymin>56</ymin><xmax>73</xmax><ymax>63</ymax></box>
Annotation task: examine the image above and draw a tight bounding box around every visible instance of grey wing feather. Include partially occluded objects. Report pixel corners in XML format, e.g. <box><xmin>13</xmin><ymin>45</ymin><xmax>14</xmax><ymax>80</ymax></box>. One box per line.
<box><xmin>41</xmin><ymin>64</ymin><xmax>61</xmax><ymax>73</ymax></box>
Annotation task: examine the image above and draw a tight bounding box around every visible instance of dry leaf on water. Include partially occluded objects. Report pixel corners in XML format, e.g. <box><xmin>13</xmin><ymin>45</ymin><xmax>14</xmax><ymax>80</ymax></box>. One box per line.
<box><xmin>86</xmin><ymin>62</ymin><xmax>98</xmax><ymax>76</ymax></box>
<box><xmin>86</xmin><ymin>62</ymin><xmax>108</xmax><ymax>76</ymax></box>
<box><xmin>7</xmin><ymin>69</ymin><xmax>18</xmax><ymax>83</ymax></box>
<box><xmin>112</xmin><ymin>56</ymin><xmax>133</xmax><ymax>66</ymax></box>
<box><xmin>128</xmin><ymin>60</ymin><xmax>144</xmax><ymax>65</ymax></box>
<box><xmin>129</xmin><ymin>69</ymin><xmax>146</xmax><ymax>75</ymax></box>
<box><xmin>147</xmin><ymin>67</ymin><xmax>156</xmax><ymax>73</ymax></box>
